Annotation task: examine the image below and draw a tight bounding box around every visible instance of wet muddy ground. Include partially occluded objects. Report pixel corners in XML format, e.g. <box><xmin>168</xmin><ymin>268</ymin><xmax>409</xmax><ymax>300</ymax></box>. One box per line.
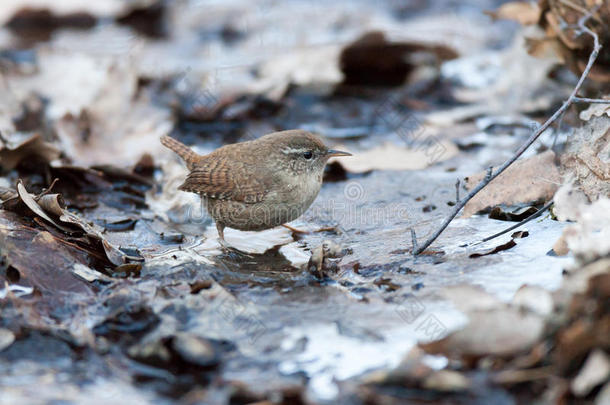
<box><xmin>0</xmin><ymin>0</ymin><xmax>597</xmax><ymax>404</ymax></box>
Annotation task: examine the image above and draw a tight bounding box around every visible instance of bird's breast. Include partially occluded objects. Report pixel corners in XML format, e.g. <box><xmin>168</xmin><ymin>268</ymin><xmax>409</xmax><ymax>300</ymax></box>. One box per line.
<box><xmin>268</xmin><ymin>172</ymin><xmax>322</xmax><ymax>212</ymax></box>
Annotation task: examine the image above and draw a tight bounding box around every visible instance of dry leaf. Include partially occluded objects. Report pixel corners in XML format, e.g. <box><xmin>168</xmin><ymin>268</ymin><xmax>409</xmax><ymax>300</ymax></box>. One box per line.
<box><xmin>0</xmin><ymin>328</ymin><xmax>15</xmax><ymax>352</ymax></box>
<box><xmin>421</xmin><ymin>308</ymin><xmax>545</xmax><ymax>357</ymax></box>
<box><xmin>250</xmin><ymin>45</ymin><xmax>343</xmax><ymax>100</ymax></box>
<box><xmin>579</xmin><ymin>103</ymin><xmax>610</xmax><ymax>121</ymax></box>
<box><xmin>537</xmin><ymin>0</ymin><xmax>610</xmax><ymax>82</ymax></box>
<box><xmin>469</xmin><ymin>240</ymin><xmax>517</xmax><ymax>258</ymax></box>
<box><xmin>571</xmin><ymin>349</ymin><xmax>610</xmax><ymax>397</ymax></box>
<box><xmin>14</xmin><ymin>181</ymin><xmax>136</xmax><ymax>266</ymax></box>
<box><xmin>486</xmin><ymin>2</ymin><xmax>541</xmax><ymax>25</ymax></box>
<box><xmin>334</xmin><ymin>141</ymin><xmax>458</xmax><ymax>173</ymax></box>
<box><xmin>524</xmin><ymin>37</ymin><xmax>564</xmax><ymax>60</ymax></box>
<box><xmin>512</xmin><ymin>285</ymin><xmax>553</xmax><ymax>317</ymax></box>
<box><xmin>0</xmin><ymin>132</ymin><xmax>60</xmax><ymax>171</ymax></box>
<box><xmin>54</xmin><ymin>61</ymin><xmax>172</xmax><ymax>166</ymax></box>
<box><xmin>422</xmin><ymin>370</ymin><xmax>470</xmax><ymax>391</ymax></box>
<box><xmin>463</xmin><ymin>150</ymin><xmax>560</xmax><ymax>217</ymax></box>
<box><xmin>563</xmin><ymin>198</ymin><xmax>610</xmax><ymax>265</ymax></box>
<box><xmin>0</xmin><ymin>211</ymin><xmax>94</xmax><ymax>296</ymax></box>
<box><xmin>441</xmin><ymin>285</ymin><xmax>502</xmax><ymax>313</ymax></box>
<box><xmin>560</xmin><ymin>114</ymin><xmax>610</xmax><ymax>201</ymax></box>
<box><xmin>553</xmin><ymin>182</ymin><xmax>590</xmax><ymax>222</ymax></box>
<box><xmin>17</xmin><ymin>180</ymin><xmax>69</xmax><ymax>231</ymax></box>
<box><xmin>73</xmin><ymin>263</ymin><xmax>113</xmax><ymax>283</ymax></box>
<box><xmin>339</xmin><ymin>31</ymin><xmax>458</xmax><ymax>87</ymax></box>
<box><xmin>552</xmin><ymin>232</ymin><xmax>570</xmax><ymax>256</ymax></box>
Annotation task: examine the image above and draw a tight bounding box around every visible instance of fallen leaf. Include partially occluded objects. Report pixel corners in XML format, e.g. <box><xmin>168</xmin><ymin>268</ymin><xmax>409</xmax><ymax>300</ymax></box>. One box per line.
<box><xmin>0</xmin><ymin>211</ymin><xmax>94</xmax><ymax>296</ymax></box>
<box><xmin>554</xmin><ymin>272</ymin><xmax>610</xmax><ymax>373</ymax></box>
<box><xmin>0</xmin><ymin>186</ymin><xmax>18</xmax><ymax>202</ymax></box>
<box><xmin>463</xmin><ymin>150</ymin><xmax>560</xmax><ymax>217</ymax></box>
<box><xmin>488</xmin><ymin>205</ymin><xmax>539</xmax><ymax>222</ymax></box>
<box><xmin>524</xmin><ymin>36</ymin><xmax>563</xmax><ymax>60</ymax></box>
<box><xmin>0</xmin><ymin>328</ymin><xmax>15</xmax><ymax>352</ymax></box>
<box><xmin>334</xmin><ymin>141</ymin><xmax>458</xmax><ymax>173</ymax></box>
<box><xmin>538</xmin><ymin>0</ymin><xmax>610</xmax><ymax>83</ymax></box>
<box><xmin>5</xmin><ymin>8</ymin><xmax>96</xmax><ymax>41</ymax></box>
<box><xmin>560</xmin><ymin>113</ymin><xmax>610</xmax><ymax>202</ymax></box>
<box><xmin>596</xmin><ymin>382</ymin><xmax>610</xmax><ymax>405</ymax></box>
<box><xmin>339</xmin><ymin>31</ymin><xmax>458</xmax><ymax>87</ymax></box>
<box><xmin>0</xmin><ymin>0</ymin><xmax>152</xmax><ymax>26</ymax></box>
<box><xmin>563</xmin><ymin>198</ymin><xmax>610</xmax><ymax>265</ymax></box>
<box><xmin>250</xmin><ymin>44</ymin><xmax>343</xmax><ymax>100</ymax></box>
<box><xmin>422</xmin><ymin>370</ymin><xmax>470</xmax><ymax>391</ymax></box>
<box><xmin>553</xmin><ymin>182</ymin><xmax>589</xmax><ymax>222</ymax></box>
<box><xmin>11</xmin><ymin>181</ymin><xmax>139</xmax><ymax>267</ymax></box>
<box><xmin>421</xmin><ymin>308</ymin><xmax>544</xmax><ymax>358</ymax></box>
<box><xmin>571</xmin><ymin>349</ymin><xmax>610</xmax><ymax>397</ymax></box>
<box><xmin>72</xmin><ymin>263</ymin><xmax>113</xmax><ymax>283</ymax></box>
<box><xmin>552</xmin><ymin>232</ymin><xmax>569</xmax><ymax>256</ymax></box>
<box><xmin>17</xmin><ymin>180</ymin><xmax>68</xmax><ymax>231</ymax></box>
<box><xmin>441</xmin><ymin>284</ymin><xmax>502</xmax><ymax>313</ymax></box>
<box><xmin>0</xmin><ymin>132</ymin><xmax>60</xmax><ymax>171</ymax></box>
<box><xmin>512</xmin><ymin>285</ymin><xmax>553</xmax><ymax>317</ymax></box>
<box><xmin>469</xmin><ymin>240</ymin><xmax>517</xmax><ymax>258</ymax></box>
<box><xmin>579</xmin><ymin>103</ymin><xmax>610</xmax><ymax>121</ymax></box>
<box><xmin>561</xmin><ymin>258</ymin><xmax>610</xmax><ymax>294</ymax></box>
<box><xmin>0</xmin><ymin>284</ymin><xmax>33</xmax><ymax>299</ymax></box>
<box><xmin>511</xmin><ymin>230</ymin><xmax>529</xmax><ymax>238</ymax></box>
<box><xmin>54</xmin><ymin>61</ymin><xmax>173</xmax><ymax>166</ymax></box>
<box><xmin>171</xmin><ymin>333</ymin><xmax>220</xmax><ymax>368</ymax></box>
<box><xmin>486</xmin><ymin>2</ymin><xmax>541</xmax><ymax>25</ymax></box>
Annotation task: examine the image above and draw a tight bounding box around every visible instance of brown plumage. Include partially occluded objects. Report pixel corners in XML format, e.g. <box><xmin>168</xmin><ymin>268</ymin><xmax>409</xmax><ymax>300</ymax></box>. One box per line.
<box><xmin>160</xmin><ymin>135</ymin><xmax>201</xmax><ymax>170</ymax></box>
<box><xmin>161</xmin><ymin>130</ymin><xmax>351</xmax><ymax>246</ymax></box>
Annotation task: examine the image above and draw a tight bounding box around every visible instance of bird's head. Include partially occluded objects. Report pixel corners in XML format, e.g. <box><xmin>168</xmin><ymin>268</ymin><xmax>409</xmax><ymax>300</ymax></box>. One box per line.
<box><xmin>263</xmin><ymin>130</ymin><xmax>351</xmax><ymax>176</ymax></box>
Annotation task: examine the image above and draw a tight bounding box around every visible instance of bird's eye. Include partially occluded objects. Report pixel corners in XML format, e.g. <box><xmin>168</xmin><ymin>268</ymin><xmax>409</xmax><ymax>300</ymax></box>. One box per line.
<box><xmin>303</xmin><ymin>151</ymin><xmax>313</xmax><ymax>160</ymax></box>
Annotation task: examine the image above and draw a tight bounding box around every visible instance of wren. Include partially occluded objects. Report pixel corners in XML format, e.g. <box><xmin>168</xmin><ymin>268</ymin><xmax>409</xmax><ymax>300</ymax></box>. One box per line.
<box><xmin>161</xmin><ymin>130</ymin><xmax>351</xmax><ymax>246</ymax></box>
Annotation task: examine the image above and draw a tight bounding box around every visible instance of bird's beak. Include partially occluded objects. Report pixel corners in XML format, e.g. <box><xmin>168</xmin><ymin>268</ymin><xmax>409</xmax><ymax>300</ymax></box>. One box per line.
<box><xmin>326</xmin><ymin>149</ymin><xmax>352</xmax><ymax>157</ymax></box>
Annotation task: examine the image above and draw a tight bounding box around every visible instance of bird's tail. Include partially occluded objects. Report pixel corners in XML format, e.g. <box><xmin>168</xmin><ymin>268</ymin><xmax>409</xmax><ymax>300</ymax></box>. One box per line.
<box><xmin>161</xmin><ymin>135</ymin><xmax>199</xmax><ymax>170</ymax></box>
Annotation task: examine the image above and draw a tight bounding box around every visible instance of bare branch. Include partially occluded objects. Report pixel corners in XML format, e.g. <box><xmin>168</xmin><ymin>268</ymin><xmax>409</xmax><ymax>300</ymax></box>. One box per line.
<box><xmin>573</xmin><ymin>97</ymin><xmax>610</xmax><ymax>104</ymax></box>
<box><xmin>475</xmin><ymin>200</ymin><xmax>554</xmax><ymax>245</ymax></box>
<box><xmin>410</xmin><ymin>228</ymin><xmax>418</xmax><ymax>254</ymax></box>
<box><xmin>412</xmin><ymin>11</ymin><xmax>602</xmax><ymax>255</ymax></box>
<box><xmin>485</xmin><ymin>166</ymin><xmax>493</xmax><ymax>181</ymax></box>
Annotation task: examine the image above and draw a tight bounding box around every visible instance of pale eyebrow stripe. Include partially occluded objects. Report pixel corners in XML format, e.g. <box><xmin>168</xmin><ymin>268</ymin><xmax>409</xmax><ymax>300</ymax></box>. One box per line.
<box><xmin>281</xmin><ymin>147</ymin><xmax>309</xmax><ymax>154</ymax></box>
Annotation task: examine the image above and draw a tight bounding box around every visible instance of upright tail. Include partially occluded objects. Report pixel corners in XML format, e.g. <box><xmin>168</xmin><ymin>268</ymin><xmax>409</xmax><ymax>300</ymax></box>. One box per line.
<box><xmin>161</xmin><ymin>135</ymin><xmax>200</xmax><ymax>170</ymax></box>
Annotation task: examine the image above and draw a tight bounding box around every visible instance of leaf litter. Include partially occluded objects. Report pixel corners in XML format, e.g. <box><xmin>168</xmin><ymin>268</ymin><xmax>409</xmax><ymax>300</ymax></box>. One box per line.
<box><xmin>0</xmin><ymin>0</ymin><xmax>608</xmax><ymax>404</ymax></box>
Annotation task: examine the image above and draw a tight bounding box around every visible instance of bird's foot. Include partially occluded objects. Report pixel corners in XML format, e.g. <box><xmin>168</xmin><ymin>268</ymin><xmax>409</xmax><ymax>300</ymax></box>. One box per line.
<box><xmin>314</xmin><ymin>225</ymin><xmax>341</xmax><ymax>233</ymax></box>
<box><xmin>218</xmin><ymin>237</ymin><xmax>255</xmax><ymax>259</ymax></box>
<box><xmin>282</xmin><ymin>224</ymin><xmax>309</xmax><ymax>234</ymax></box>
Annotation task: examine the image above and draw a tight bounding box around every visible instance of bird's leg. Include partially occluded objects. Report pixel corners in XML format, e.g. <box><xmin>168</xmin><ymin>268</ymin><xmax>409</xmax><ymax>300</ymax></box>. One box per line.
<box><xmin>216</xmin><ymin>222</ymin><xmax>232</xmax><ymax>250</ymax></box>
<box><xmin>282</xmin><ymin>224</ymin><xmax>309</xmax><ymax>234</ymax></box>
<box><xmin>216</xmin><ymin>222</ymin><xmax>254</xmax><ymax>258</ymax></box>
<box><xmin>216</xmin><ymin>222</ymin><xmax>225</xmax><ymax>242</ymax></box>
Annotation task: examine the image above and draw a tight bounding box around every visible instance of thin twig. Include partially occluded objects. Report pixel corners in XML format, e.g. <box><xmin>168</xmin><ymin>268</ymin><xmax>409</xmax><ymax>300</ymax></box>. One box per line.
<box><xmin>37</xmin><ymin>178</ymin><xmax>60</xmax><ymax>199</ymax></box>
<box><xmin>412</xmin><ymin>11</ymin><xmax>602</xmax><ymax>255</ymax></box>
<box><xmin>455</xmin><ymin>179</ymin><xmax>460</xmax><ymax>203</ymax></box>
<box><xmin>475</xmin><ymin>200</ymin><xmax>553</xmax><ymax>245</ymax></box>
<box><xmin>551</xmin><ymin>113</ymin><xmax>564</xmax><ymax>157</ymax></box>
<box><xmin>573</xmin><ymin>97</ymin><xmax>610</xmax><ymax>104</ymax></box>
<box><xmin>558</xmin><ymin>0</ymin><xmax>602</xmax><ymax>24</ymax></box>
<box><xmin>410</xmin><ymin>228</ymin><xmax>418</xmax><ymax>253</ymax></box>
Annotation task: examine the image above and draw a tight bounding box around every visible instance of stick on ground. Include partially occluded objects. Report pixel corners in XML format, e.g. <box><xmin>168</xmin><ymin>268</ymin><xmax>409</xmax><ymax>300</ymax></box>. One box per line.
<box><xmin>411</xmin><ymin>10</ymin><xmax>603</xmax><ymax>255</ymax></box>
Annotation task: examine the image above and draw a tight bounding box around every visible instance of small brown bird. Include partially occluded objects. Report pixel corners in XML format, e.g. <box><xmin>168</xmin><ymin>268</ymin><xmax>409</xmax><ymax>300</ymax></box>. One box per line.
<box><xmin>161</xmin><ymin>130</ymin><xmax>351</xmax><ymax>247</ymax></box>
